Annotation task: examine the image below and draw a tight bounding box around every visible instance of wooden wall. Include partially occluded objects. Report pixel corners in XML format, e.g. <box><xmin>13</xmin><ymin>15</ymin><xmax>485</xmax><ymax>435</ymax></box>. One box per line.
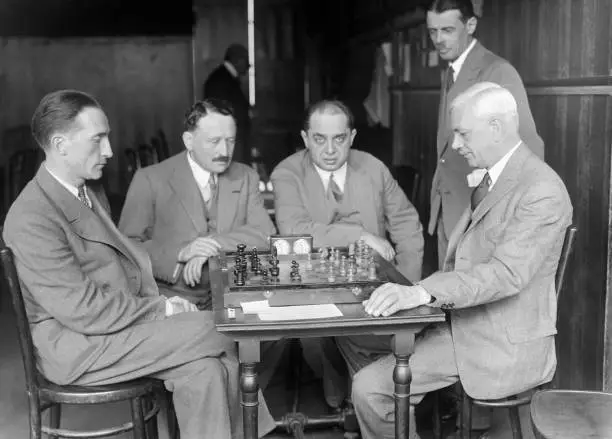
<box><xmin>0</xmin><ymin>36</ymin><xmax>193</xmax><ymax>195</ymax></box>
<box><xmin>390</xmin><ymin>0</ymin><xmax>612</xmax><ymax>390</ymax></box>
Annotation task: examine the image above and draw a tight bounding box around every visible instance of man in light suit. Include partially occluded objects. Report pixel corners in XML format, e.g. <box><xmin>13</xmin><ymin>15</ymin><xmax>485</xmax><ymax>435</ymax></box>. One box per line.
<box><xmin>119</xmin><ymin>98</ymin><xmax>283</xmax><ymax>389</ymax></box>
<box><xmin>350</xmin><ymin>84</ymin><xmax>573</xmax><ymax>439</ymax></box>
<box><xmin>119</xmin><ymin>98</ymin><xmax>275</xmax><ymax>309</ymax></box>
<box><xmin>271</xmin><ymin>99</ymin><xmax>424</xmax><ymax>408</ymax></box>
<box><xmin>2</xmin><ymin>90</ymin><xmax>276</xmax><ymax>439</ymax></box>
<box><xmin>426</xmin><ymin>0</ymin><xmax>544</xmax><ymax>268</ymax></box>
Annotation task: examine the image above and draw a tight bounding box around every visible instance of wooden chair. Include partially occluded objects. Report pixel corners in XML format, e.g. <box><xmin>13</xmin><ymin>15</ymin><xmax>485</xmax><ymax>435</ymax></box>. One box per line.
<box><xmin>151</xmin><ymin>129</ymin><xmax>170</xmax><ymax>162</ymax></box>
<box><xmin>0</xmin><ymin>242</ymin><xmax>163</xmax><ymax>439</ymax></box>
<box><xmin>138</xmin><ymin>144</ymin><xmax>159</xmax><ymax>168</ymax></box>
<box><xmin>455</xmin><ymin>225</ymin><xmax>578</xmax><ymax>439</ymax></box>
<box><xmin>530</xmin><ymin>389</ymin><xmax>612</xmax><ymax>438</ymax></box>
<box><xmin>392</xmin><ymin>165</ymin><xmax>421</xmax><ymax>205</ymax></box>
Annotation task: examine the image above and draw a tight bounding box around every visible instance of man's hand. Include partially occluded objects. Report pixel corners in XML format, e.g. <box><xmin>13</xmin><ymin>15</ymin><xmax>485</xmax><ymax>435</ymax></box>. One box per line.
<box><xmin>183</xmin><ymin>256</ymin><xmax>208</xmax><ymax>287</ymax></box>
<box><xmin>178</xmin><ymin>237</ymin><xmax>221</xmax><ymax>262</ymax></box>
<box><xmin>165</xmin><ymin>296</ymin><xmax>199</xmax><ymax>317</ymax></box>
<box><xmin>360</xmin><ymin>232</ymin><xmax>396</xmax><ymax>261</ymax></box>
<box><xmin>363</xmin><ymin>283</ymin><xmax>431</xmax><ymax>317</ymax></box>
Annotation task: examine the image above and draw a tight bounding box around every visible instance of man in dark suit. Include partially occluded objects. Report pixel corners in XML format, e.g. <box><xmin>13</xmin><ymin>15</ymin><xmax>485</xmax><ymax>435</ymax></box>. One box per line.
<box><xmin>426</xmin><ymin>0</ymin><xmax>544</xmax><ymax>267</ymax></box>
<box><xmin>3</xmin><ymin>90</ymin><xmax>276</xmax><ymax>439</ymax></box>
<box><xmin>203</xmin><ymin>43</ymin><xmax>252</xmax><ymax>164</ymax></box>
<box><xmin>351</xmin><ymin>84</ymin><xmax>572</xmax><ymax>439</ymax></box>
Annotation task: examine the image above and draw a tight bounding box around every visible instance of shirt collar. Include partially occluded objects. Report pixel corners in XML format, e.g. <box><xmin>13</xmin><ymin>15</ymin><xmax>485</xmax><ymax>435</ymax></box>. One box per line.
<box><xmin>450</xmin><ymin>38</ymin><xmax>477</xmax><ymax>80</ymax></box>
<box><xmin>224</xmin><ymin>61</ymin><xmax>239</xmax><ymax>78</ymax></box>
<box><xmin>313</xmin><ymin>162</ymin><xmax>348</xmax><ymax>191</ymax></box>
<box><xmin>186</xmin><ymin>151</ymin><xmax>214</xmax><ymax>188</ymax></box>
<box><xmin>487</xmin><ymin>141</ymin><xmax>522</xmax><ymax>190</ymax></box>
<box><xmin>45</xmin><ymin>163</ymin><xmax>90</xmax><ymax>202</ymax></box>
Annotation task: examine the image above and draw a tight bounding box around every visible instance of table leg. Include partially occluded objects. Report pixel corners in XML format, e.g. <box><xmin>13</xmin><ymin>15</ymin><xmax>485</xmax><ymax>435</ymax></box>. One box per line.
<box><xmin>241</xmin><ymin>362</ymin><xmax>259</xmax><ymax>439</ymax></box>
<box><xmin>392</xmin><ymin>331</ymin><xmax>417</xmax><ymax>439</ymax></box>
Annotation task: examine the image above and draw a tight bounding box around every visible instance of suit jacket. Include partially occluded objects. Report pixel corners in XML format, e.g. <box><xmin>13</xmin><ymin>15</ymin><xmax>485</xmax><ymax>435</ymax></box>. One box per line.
<box><xmin>203</xmin><ymin>64</ymin><xmax>250</xmax><ymax>163</ymax></box>
<box><xmin>271</xmin><ymin>149</ymin><xmax>424</xmax><ymax>282</ymax></box>
<box><xmin>420</xmin><ymin>145</ymin><xmax>572</xmax><ymax>399</ymax></box>
<box><xmin>2</xmin><ymin>165</ymin><xmax>167</xmax><ymax>384</ymax></box>
<box><xmin>119</xmin><ymin>152</ymin><xmax>275</xmax><ymax>293</ymax></box>
<box><xmin>429</xmin><ymin>41</ymin><xmax>545</xmax><ymax>237</ymax></box>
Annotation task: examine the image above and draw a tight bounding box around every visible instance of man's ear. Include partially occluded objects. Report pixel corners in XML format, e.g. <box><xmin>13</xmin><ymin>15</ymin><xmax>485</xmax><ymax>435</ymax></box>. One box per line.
<box><xmin>466</xmin><ymin>16</ymin><xmax>477</xmax><ymax>36</ymax></box>
<box><xmin>182</xmin><ymin>131</ymin><xmax>193</xmax><ymax>151</ymax></box>
<box><xmin>349</xmin><ymin>128</ymin><xmax>357</xmax><ymax>146</ymax></box>
<box><xmin>51</xmin><ymin>134</ymin><xmax>67</xmax><ymax>155</ymax></box>
<box><xmin>489</xmin><ymin>118</ymin><xmax>503</xmax><ymax>141</ymax></box>
<box><xmin>300</xmin><ymin>130</ymin><xmax>309</xmax><ymax>149</ymax></box>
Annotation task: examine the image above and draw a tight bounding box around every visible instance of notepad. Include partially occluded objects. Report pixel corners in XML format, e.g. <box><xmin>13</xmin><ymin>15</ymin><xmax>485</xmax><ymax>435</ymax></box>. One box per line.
<box><xmin>257</xmin><ymin>304</ymin><xmax>343</xmax><ymax>321</ymax></box>
<box><xmin>240</xmin><ymin>300</ymin><xmax>271</xmax><ymax>314</ymax></box>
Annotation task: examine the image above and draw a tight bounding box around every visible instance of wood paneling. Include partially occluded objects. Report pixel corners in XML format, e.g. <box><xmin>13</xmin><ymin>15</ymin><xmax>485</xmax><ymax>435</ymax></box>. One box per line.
<box><xmin>389</xmin><ymin>0</ymin><xmax>612</xmax><ymax>390</ymax></box>
<box><xmin>0</xmin><ymin>37</ymin><xmax>193</xmax><ymax>195</ymax></box>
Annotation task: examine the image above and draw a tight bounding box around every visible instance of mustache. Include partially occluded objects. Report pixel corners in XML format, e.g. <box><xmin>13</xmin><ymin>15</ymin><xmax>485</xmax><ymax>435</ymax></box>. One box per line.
<box><xmin>213</xmin><ymin>156</ymin><xmax>231</xmax><ymax>162</ymax></box>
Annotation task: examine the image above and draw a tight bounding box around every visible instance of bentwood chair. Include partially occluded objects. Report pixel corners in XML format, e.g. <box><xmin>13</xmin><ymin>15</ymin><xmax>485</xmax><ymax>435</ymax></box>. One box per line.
<box><xmin>0</xmin><ymin>242</ymin><xmax>163</xmax><ymax>439</ymax></box>
<box><xmin>454</xmin><ymin>225</ymin><xmax>578</xmax><ymax>439</ymax></box>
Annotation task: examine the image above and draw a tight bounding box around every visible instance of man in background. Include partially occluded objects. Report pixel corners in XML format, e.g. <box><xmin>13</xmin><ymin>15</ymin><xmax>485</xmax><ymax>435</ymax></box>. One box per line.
<box><xmin>203</xmin><ymin>43</ymin><xmax>252</xmax><ymax>164</ymax></box>
<box><xmin>426</xmin><ymin>0</ymin><xmax>544</xmax><ymax>267</ymax></box>
<box><xmin>3</xmin><ymin>89</ymin><xmax>276</xmax><ymax>439</ymax></box>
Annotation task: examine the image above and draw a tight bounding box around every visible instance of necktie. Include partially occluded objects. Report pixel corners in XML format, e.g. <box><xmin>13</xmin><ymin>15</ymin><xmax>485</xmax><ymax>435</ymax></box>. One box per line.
<box><xmin>470</xmin><ymin>172</ymin><xmax>491</xmax><ymax>211</ymax></box>
<box><xmin>445</xmin><ymin>65</ymin><xmax>455</xmax><ymax>93</ymax></box>
<box><xmin>328</xmin><ymin>173</ymin><xmax>343</xmax><ymax>203</ymax></box>
<box><xmin>204</xmin><ymin>174</ymin><xmax>217</xmax><ymax>208</ymax></box>
<box><xmin>77</xmin><ymin>185</ymin><xmax>91</xmax><ymax>209</ymax></box>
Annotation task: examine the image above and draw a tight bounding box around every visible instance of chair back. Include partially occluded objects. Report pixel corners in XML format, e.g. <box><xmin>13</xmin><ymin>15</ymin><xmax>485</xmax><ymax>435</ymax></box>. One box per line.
<box><xmin>8</xmin><ymin>149</ymin><xmax>43</xmax><ymax>205</ymax></box>
<box><xmin>152</xmin><ymin>129</ymin><xmax>170</xmax><ymax>161</ymax></box>
<box><xmin>555</xmin><ymin>225</ymin><xmax>577</xmax><ymax>299</ymax></box>
<box><xmin>0</xmin><ymin>240</ymin><xmax>40</xmax><ymax>396</ymax></box>
<box><xmin>138</xmin><ymin>144</ymin><xmax>158</xmax><ymax>168</ymax></box>
<box><xmin>392</xmin><ymin>165</ymin><xmax>421</xmax><ymax>205</ymax></box>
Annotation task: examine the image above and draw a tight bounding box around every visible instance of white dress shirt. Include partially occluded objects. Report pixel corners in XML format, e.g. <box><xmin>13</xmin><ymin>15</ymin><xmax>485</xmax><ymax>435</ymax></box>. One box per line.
<box><xmin>45</xmin><ymin>164</ymin><xmax>92</xmax><ymax>207</ymax></box>
<box><xmin>450</xmin><ymin>38</ymin><xmax>477</xmax><ymax>81</ymax></box>
<box><xmin>187</xmin><ymin>152</ymin><xmax>216</xmax><ymax>202</ymax></box>
<box><xmin>313</xmin><ymin>162</ymin><xmax>348</xmax><ymax>193</ymax></box>
<box><xmin>486</xmin><ymin>141</ymin><xmax>521</xmax><ymax>191</ymax></box>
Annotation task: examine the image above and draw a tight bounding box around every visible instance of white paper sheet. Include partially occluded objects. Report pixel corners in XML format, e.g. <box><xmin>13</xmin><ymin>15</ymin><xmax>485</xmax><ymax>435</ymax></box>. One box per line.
<box><xmin>257</xmin><ymin>304</ymin><xmax>343</xmax><ymax>321</ymax></box>
<box><xmin>240</xmin><ymin>300</ymin><xmax>271</xmax><ymax>314</ymax></box>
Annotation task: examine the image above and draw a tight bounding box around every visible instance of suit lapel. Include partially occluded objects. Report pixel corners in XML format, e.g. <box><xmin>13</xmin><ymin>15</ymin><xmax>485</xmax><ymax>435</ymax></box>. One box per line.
<box><xmin>466</xmin><ymin>145</ymin><xmax>530</xmax><ymax>232</ymax></box>
<box><xmin>169</xmin><ymin>153</ymin><xmax>208</xmax><ymax>233</ymax></box>
<box><xmin>215</xmin><ymin>164</ymin><xmax>244</xmax><ymax>234</ymax></box>
<box><xmin>346</xmin><ymin>153</ymin><xmax>377</xmax><ymax>230</ymax></box>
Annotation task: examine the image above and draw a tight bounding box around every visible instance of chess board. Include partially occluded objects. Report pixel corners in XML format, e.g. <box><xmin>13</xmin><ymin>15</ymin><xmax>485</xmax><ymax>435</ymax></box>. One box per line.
<box><xmin>210</xmin><ymin>242</ymin><xmax>400</xmax><ymax>307</ymax></box>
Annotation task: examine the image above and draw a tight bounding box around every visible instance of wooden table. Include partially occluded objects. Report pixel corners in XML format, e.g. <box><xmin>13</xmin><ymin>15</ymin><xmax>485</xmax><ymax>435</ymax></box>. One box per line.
<box><xmin>209</xmin><ymin>252</ymin><xmax>445</xmax><ymax>439</ymax></box>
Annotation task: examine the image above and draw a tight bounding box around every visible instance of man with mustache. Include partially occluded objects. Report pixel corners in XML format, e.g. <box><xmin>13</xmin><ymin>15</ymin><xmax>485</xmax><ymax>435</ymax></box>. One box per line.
<box><xmin>3</xmin><ymin>90</ymin><xmax>277</xmax><ymax>438</ymax></box>
<box><xmin>426</xmin><ymin>0</ymin><xmax>543</xmax><ymax>269</ymax></box>
<box><xmin>119</xmin><ymin>98</ymin><xmax>275</xmax><ymax>308</ymax></box>
<box><xmin>270</xmin><ymin>99</ymin><xmax>424</xmax><ymax>410</ymax></box>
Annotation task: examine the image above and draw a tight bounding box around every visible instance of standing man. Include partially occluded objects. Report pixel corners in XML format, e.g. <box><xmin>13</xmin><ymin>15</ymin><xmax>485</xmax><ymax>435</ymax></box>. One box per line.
<box><xmin>3</xmin><ymin>90</ymin><xmax>276</xmax><ymax>439</ymax></box>
<box><xmin>351</xmin><ymin>84</ymin><xmax>572</xmax><ymax>439</ymax></box>
<box><xmin>203</xmin><ymin>43</ymin><xmax>252</xmax><ymax>164</ymax></box>
<box><xmin>271</xmin><ymin>99</ymin><xmax>424</xmax><ymax>409</ymax></box>
<box><xmin>426</xmin><ymin>0</ymin><xmax>544</xmax><ymax>267</ymax></box>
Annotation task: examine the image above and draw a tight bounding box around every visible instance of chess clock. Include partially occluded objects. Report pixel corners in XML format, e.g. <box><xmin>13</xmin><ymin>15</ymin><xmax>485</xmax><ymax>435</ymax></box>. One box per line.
<box><xmin>269</xmin><ymin>235</ymin><xmax>313</xmax><ymax>255</ymax></box>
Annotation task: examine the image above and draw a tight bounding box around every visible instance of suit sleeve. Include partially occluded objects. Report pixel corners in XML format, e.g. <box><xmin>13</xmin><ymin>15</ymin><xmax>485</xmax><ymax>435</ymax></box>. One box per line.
<box><xmin>209</xmin><ymin>168</ymin><xmax>276</xmax><ymax>249</ymax></box>
<box><xmin>118</xmin><ymin>170</ymin><xmax>183</xmax><ymax>283</ymax></box>
<box><xmin>382</xmin><ymin>166</ymin><xmax>424</xmax><ymax>282</ymax></box>
<box><xmin>271</xmin><ymin>166</ymin><xmax>364</xmax><ymax>246</ymax></box>
<box><xmin>4</xmin><ymin>216</ymin><xmax>167</xmax><ymax>335</ymax></box>
<box><xmin>485</xmin><ymin>62</ymin><xmax>544</xmax><ymax>159</ymax></box>
<box><xmin>420</xmin><ymin>180</ymin><xmax>572</xmax><ymax>308</ymax></box>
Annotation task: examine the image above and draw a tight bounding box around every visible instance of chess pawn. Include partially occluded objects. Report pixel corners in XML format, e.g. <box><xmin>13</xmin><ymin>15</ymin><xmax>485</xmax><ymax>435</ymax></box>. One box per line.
<box><xmin>347</xmin><ymin>271</ymin><xmax>354</xmax><ymax>282</ymax></box>
<box><xmin>305</xmin><ymin>253</ymin><xmax>313</xmax><ymax>270</ymax></box>
<box><xmin>348</xmin><ymin>243</ymin><xmax>355</xmax><ymax>258</ymax></box>
<box><xmin>368</xmin><ymin>262</ymin><xmax>377</xmax><ymax>280</ymax></box>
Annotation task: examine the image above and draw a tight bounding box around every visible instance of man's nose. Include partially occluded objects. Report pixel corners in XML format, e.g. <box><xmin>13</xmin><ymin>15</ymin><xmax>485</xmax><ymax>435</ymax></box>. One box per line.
<box><xmin>451</xmin><ymin>134</ymin><xmax>461</xmax><ymax>150</ymax></box>
<box><xmin>101</xmin><ymin>138</ymin><xmax>113</xmax><ymax>158</ymax></box>
<box><xmin>217</xmin><ymin>139</ymin><xmax>228</xmax><ymax>156</ymax></box>
<box><xmin>325</xmin><ymin>140</ymin><xmax>335</xmax><ymax>155</ymax></box>
<box><xmin>432</xmin><ymin>31</ymin><xmax>443</xmax><ymax>45</ymax></box>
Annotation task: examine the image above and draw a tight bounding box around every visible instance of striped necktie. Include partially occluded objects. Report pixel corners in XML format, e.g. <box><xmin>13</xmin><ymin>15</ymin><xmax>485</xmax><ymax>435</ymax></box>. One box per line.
<box><xmin>470</xmin><ymin>172</ymin><xmax>491</xmax><ymax>211</ymax></box>
<box><xmin>77</xmin><ymin>185</ymin><xmax>92</xmax><ymax>209</ymax></box>
<box><xmin>446</xmin><ymin>65</ymin><xmax>455</xmax><ymax>92</ymax></box>
<box><xmin>329</xmin><ymin>173</ymin><xmax>343</xmax><ymax>202</ymax></box>
<box><xmin>204</xmin><ymin>174</ymin><xmax>217</xmax><ymax>209</ymax></box>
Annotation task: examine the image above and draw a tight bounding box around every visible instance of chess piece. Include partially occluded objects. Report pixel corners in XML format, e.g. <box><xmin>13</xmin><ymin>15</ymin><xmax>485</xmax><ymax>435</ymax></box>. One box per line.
<box><xmin>269</xmin><ymin>266</ymin><xmax>280</xmax><ymax>282</ymax></box>
<box><xmin>368</xmin><ymin>262</ymin><xmax>377</xmax><ymax>280</ymax></box>
<box><xmin>235</xmin><ymin>269</ymin><xmax>246</xmax><ymax>286</ymax></box>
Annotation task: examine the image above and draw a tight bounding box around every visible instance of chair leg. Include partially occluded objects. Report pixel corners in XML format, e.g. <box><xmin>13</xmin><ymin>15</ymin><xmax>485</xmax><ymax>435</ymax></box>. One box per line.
<box><xmin>48</xmin><ymin>404</ymin><xmax>61</xmax><ymax>439</ymax></box>
<box><xmin>29</xmin><ymin>398</ymin><xmax>42</xmax><ymax>439</ymax></box>
<box><xmin>145</xmin><ymin>395</ymin><xmax>159</xmax><ymax>439</ymax></box>
<box><xmin>130</xmin><ymin>396</ymin><xmax>147</xmax><ymax>439</ymax></box>
<box><xmin>166</xmin><ymin>390</ymin><xmax>180</xmax><ymax>439</ymax></box>
<box><xmin>508</xmin><ymin>406</ymin><xmax>523</xmax><ymax>439</ymax></box>
<box><xmin>460</xmin><ymin>391</ymin><xmax>472</xmax><ymax>439</ymax></box>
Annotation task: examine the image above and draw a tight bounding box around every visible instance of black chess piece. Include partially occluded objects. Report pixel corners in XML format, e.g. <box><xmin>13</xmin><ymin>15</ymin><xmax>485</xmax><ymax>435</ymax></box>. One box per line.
<box><xmin>261</xmin><ymin>269</ymin><xmax>269</xmax><ymax>283</ymax></box>
<box><xmin>269</xmin><ymin>266</ymin><xmax>280</xmax><ymax>282</ymax></box>
<box><xmin>234</xmin><ymin>268</ymin><xmax>245</xmax><ymax>286</ymax></box>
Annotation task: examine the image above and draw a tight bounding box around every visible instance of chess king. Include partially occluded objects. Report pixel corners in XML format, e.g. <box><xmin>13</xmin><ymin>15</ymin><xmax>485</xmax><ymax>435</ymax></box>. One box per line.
<box><xmin>270</xmin><ymin>99</ymin><xmax>424</xmax><ymax>408</ymax></box>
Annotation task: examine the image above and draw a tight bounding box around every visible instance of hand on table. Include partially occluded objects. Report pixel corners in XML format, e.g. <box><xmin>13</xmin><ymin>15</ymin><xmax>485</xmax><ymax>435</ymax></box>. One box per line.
<box><xmin>363</xmin><ymin>283</ymin><xmax>431</xmax><ymax>317</ymax></box>
<box><xmin>165</xmin><ymin>296</ymin><xmax>199</xmax><ymax>317</ymax></box>
<box><xmin>179</xmin><ymin>237</ymin><xmax>221</xmax><ymax>262</ymax></box>
<box><xmin>360</xmin><ymin>232</ymin><xmax>396</xmax><ymax>261</ymax></box>
<box><xmin>183</xmin><ymin>256</ymin><xmax>208</xmax><ymax>287</ymax></box>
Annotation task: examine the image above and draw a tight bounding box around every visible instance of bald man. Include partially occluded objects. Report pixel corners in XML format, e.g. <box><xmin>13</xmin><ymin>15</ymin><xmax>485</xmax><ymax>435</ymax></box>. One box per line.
<box><xmin>350</xmin><ymin>84</ymin><xmax>573</xmax><ymax>439</ymax></box>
